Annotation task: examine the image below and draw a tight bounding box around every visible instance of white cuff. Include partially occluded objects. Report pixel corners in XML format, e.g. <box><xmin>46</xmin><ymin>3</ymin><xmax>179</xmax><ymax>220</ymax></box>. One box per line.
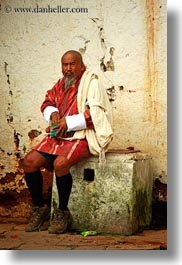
<box><xmin>65</xmin><ymin>114</ymin><xmax>87</xmax><ymax>132</ymax></box>
<box><xmin>43</xmin><ymin>106</ymin><xmax>59</xmax><ymax>123</ymax></box>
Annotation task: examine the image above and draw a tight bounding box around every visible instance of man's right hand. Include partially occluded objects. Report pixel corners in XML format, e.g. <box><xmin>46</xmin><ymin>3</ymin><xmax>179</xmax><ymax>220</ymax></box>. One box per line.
<box><xmin>50</xmin><ymin>111</ymin><xmax>60</xmax><ymax>124</ymax></box>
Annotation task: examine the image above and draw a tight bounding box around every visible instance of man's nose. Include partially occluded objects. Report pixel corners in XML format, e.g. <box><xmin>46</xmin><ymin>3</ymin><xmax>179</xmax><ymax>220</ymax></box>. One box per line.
<box><xmin>67</xmin><ymin>64</ymin><xmax>71</xmax><ymax>71</ymax></box>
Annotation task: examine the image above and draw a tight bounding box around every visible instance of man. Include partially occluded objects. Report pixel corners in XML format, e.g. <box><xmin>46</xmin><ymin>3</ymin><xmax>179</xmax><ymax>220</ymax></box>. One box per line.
<box><xmin>23</xmin><ymin>50</ymin><xmax>113</xmax><ymax>234</ymax></box>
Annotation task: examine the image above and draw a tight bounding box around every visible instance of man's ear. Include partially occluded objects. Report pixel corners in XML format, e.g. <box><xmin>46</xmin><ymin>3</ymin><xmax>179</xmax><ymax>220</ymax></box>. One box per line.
<box><xmin>81</xmin><ymin>63</ymin><xmax>86</xmax><ymax>71</ymax></box>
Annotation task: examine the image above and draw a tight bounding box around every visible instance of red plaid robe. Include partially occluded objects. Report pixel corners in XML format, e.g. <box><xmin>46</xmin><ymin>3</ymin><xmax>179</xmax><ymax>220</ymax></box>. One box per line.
<box><xmin>33</xmin><ymin>72</ymin><xmax>94</xmax><ymax>165</ymax></box>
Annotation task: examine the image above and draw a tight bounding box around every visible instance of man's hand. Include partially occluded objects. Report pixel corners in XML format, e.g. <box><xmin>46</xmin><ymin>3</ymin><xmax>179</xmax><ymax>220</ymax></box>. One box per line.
<box><xmin>53</xmin><ymin>117</ymin><xmax>68</xmax><ymax>138</ymax></box>
<box><xmin>50</xmin><ymin>112</ymin><xmax>68</xmax><ymax>137</ymax></box>
<box><xmin>50</xmin><ymin>111</ymin><xmax>60</xmax><ymax>124</ymax></box>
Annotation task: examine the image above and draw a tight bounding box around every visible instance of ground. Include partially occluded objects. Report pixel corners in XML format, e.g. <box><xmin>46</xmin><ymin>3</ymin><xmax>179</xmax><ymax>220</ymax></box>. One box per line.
<box><xmin>0</xmin><ymin>222</ymin><xmax>167</xmax><ymax>250</ymax></box>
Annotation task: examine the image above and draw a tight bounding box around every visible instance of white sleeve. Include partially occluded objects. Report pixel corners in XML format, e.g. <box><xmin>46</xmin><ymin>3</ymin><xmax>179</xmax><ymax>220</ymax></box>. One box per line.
<box><xmin>43</xmin><ymin>106</ymin><xmax>59</xmax><ymax>123</ymax></box>
<box><xmin>65</xmin><ymin>114</ymin><xmax>87</xmax><ymax>132</ymax></box>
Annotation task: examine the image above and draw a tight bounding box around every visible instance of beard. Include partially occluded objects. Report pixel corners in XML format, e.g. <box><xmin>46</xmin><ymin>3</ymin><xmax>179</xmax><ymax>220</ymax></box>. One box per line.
<box><xmin>64</xmin><ymin>76</ymin><xmax>77</xmax><ymax>88</ymax></box>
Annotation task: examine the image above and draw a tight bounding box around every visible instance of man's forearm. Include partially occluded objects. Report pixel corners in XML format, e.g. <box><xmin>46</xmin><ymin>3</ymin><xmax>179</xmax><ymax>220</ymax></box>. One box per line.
<box><xmin>65</xmin><ymin>114</ymin><xmax>87</xmax><ymax>131</ymax></box>
<box><xmin>43</xmin><ymin>106</ymin><xmax>59</xmax><ymax>123</ymax></box>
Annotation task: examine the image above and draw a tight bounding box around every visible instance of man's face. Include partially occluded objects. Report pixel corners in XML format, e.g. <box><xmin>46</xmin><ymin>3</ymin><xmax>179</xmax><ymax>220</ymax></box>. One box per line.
<box><xmin>61</xmin><ymin>53</ymin><xmax>84</xmax><ymax>80</ymax></box>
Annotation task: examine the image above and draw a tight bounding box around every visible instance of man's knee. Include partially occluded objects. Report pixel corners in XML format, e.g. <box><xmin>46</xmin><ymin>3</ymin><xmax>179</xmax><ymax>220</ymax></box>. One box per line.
<box><xmin>53</xmin><ymin>156</ymin><xmax>70</xmax><ymax>172</ymax></box>
<box><xmin>23</xmin><ymin>152</ymin><xmax>34</xmax><ymax>169</ymax></box>
<box><xmin>22</xmin><ymin>151</ymin><xmax>45</xmax><ymax>171</ymax></box>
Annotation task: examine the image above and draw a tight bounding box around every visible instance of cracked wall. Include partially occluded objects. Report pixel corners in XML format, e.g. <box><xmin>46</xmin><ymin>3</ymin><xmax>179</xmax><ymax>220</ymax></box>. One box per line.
<box><xmin>0</xmin><ymin>0</ymin><xmax>167</xmax><ymax>218</ymax></box>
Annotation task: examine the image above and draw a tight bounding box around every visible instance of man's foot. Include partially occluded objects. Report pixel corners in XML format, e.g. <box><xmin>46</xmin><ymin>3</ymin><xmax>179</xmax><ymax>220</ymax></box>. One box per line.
<box><xmin>49</xmin><ymin>208</ymin><xmax>72</xmax><ymax>234</ymax></box>
<box><xmin>25</xmin><ymin>205</ymin><xmax>50</xmax><ymax>232</ymax></box>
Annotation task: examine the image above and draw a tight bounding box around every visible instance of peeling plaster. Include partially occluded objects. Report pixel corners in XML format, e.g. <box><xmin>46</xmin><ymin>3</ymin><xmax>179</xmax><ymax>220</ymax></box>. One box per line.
<box><xmin>4</xmin><ymin>62</ymin><xmax>14</xmax><ymax>125</ymax></box>
<box><xmin>4</xmin><ymin>62</ymin><xmax>10</xmax><ymax>85</ymax></box>
<box><xmin>100</xmin><ymin>46</ymin><xmax>115</xmax><ymax>72</ymax></box>
<box><xmin>100</xmin><ymin>49</ymin><xmax>115</xmax><ymax>72</ymax></box>
<box><xmin>107</xmin><ymin>86</ymin><xmax>116</xmax><ymax>101</ymax></box>
<box><xmin>28</xmin><ymin>129</ymin><xmax>42</xmax><ymax>140</ymax></box>
<box><xmin>90</xmin><ymin>17</ymin><xmax>115</xmax><ymax>72</ymax></box>
<box><xmin>14</xmin><ymin>130</ymin><xmax>22</xmax><ymax>149</ymax></box>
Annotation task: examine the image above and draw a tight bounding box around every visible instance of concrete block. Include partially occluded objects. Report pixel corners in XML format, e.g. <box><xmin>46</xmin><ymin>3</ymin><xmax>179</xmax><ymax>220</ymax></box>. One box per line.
<box><xmin>51</xmin><ymin>151</ymin><xmax>153</xmax><ymax>235</ymax></box>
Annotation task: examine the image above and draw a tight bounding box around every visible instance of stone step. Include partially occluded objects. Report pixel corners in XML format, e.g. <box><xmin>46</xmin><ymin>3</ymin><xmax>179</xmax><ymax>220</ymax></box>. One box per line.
<box><xmin>51</xmin><ymin>151</ymin><xmax>153</xmax><ymax>235</ymax></box>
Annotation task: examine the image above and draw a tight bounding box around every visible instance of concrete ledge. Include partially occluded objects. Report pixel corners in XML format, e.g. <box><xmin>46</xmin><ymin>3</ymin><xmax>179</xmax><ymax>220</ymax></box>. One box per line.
<box><xmin>52</xmin><ymin>151</ymin><xmax>153</xmax><ymax>235</ymax></box>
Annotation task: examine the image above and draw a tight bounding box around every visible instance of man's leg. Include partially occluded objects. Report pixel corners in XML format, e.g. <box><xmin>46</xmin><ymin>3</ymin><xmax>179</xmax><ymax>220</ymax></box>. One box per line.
<box><xmin>49</xmin><ymin>156</ymin><xmax>73</xmax><ymax>234</ymax></box>
<box><xmin>52</xmin><ymin>139</ymin><xmax>91</xmax><ymax>212</ymax></box>
<box><xmin>49</xmin><ymin>139</ymin><xmax>92</xmax><ymax>234</ymax></box>
<box><xmin>23</xmin><ymin>150</ymin><xmax>52</xmax><ymax>206</ymax></box>
<box><xmin>54</xmin><ymin>156</ymin><xmax>72</xmax><ymax>211</ymax></box>
<box><xmin>23</xmin><ymin>150</ymin><xmax>52</xmax><ymax>232</ymax></box>
<box><xmin>25</xmin><ymin>171</ymin><xmax>44</xmax><ymax>207</ymax></box>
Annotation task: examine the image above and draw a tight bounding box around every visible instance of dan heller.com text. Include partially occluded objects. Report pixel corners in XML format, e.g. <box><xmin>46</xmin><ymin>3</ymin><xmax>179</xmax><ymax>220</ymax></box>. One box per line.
<box><xmin>13</xmin><ymin>4</ymin><xmax>89</xmax><ymax>14</ymax></box>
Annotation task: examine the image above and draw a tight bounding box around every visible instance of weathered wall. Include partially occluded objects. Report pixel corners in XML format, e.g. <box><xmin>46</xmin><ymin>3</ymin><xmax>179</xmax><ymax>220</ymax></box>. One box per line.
<box><xmin>0</xmin><ymin>0</ymin><xmax>167</xmax><ymax>218</ymax></box>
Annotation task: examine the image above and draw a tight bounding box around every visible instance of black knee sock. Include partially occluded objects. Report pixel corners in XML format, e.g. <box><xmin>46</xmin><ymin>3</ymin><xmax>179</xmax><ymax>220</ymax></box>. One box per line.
<box><xmin>25</xmin><ymin>171</ymin><xmax>44</xmax><ymax>207</ymax></box>
<box><xmin>56</xmin><ymin>173</ymin><xmax>73</xmax><ymax>211</ymax></box>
